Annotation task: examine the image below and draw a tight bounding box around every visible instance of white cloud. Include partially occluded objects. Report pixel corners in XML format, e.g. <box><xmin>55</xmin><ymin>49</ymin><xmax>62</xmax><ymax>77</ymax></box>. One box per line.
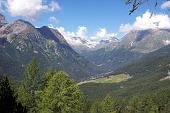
<box><xmin>56</xmin><ymin>26</ymin><xmax>117</xmax><ymax>42</ymax></box>
<box><xmin>93</xmin><ymin>28</ymin><xmax>117</xmax><ymax>41</ymax></box>
<box><xmin>76</xmin><ymin>26</ymin><xmax>88</xmax><ymax>39</ymax></box>
<box><xmin>56</xmin><ymin>26</ymin><xmax>88</xmax><ymax>41</ymax></box>
<box><xmin>49</xmin><ymin>16</ymin><xmax>58</xmax><ymax>25</ymax></box>
<box><xmin>161</xmin><ymin>1</ymin><xmax>170</xmax><ymax>9</ymax></box>
<box><xmin>119</xmin><ymin>11</ymin><xmax>170</xmax><ymax>33</ymax></box>
<box><xmin>0</xmin><ymin>0</ymin><xmax>7</xmax><ymax>13</ymax></box>
<box><xmin>0</xmin><ymin>0</ymin><xmax>60</xmax><ymax>18</ymax></box>
<box><xmin>57</xmin><ymin>26</ymin><xmax>76</xmax><ymax>40</ymax></box>
<box><xmin>96</xmin><ymin>28</ymin><xmax>107</xmax><ymax>38</ymax></box>
<box><xmin>48</xmin><ymin>1</ymin><xmax>60</xmax><ymax>11</ymax></box>
<box><xmin>49</xmin><ymin>16</ymin><xmax>58</xmax><ymax>21</ymax></box>
<box><xmin>55</xmin><ymin>26</ymin><xmax>117</xmax><ymax>48</ymax></box>
<box><xmin>57</xmin><ymin>26</ymin><xmax>91</xmax><ymax>47</ymax></box>
<box><xmin>119</xmin><ymin>24</ymin><xmax>133</xmax><ymax>33</ymax></box>
<box><xmin>57</xmin><ymin>26</ymin><xmax>89</xmax><ymax>46</ymax></box>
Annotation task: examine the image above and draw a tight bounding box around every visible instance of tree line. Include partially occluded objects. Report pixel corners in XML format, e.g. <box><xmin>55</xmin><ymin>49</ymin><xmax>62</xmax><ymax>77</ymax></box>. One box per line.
<box><xmin>0</xmin><ymin>58</ymin><xmax>170</xmax><ymax>113</ymax></box>
<box><xmin>89</xmin><ymin>90</ymin><xmax>170</xmax><ymax>113</ymax></box>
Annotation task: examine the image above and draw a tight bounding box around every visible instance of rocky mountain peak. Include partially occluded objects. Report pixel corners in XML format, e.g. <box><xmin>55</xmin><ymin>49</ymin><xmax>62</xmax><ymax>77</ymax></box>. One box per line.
<box><xmin>118</xmin><ymin>29</ymin><xmax>170</xmax><ymax>53</ymax></box>
<box><xmin>100</xmin><ymin>37</ymin><xmax>119</xmax><ymax>44</ymax></box>
<box><xmin>38</xmin><ymin>26</ymin><xmax>69</xmax><ymax>46</ymax></box>
<box><xmin>8</xmin><ymin>19</ymin><xmax>36</xmax><ymax>34</ymax></box>
<box><xmin>14</xmin><ymin>19</ymin><xmax>34</xmax><ymax>27</ymax></box>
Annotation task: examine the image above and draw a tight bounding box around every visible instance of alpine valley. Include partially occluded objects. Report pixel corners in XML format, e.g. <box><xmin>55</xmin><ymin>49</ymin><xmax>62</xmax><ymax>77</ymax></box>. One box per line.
<box><xmin>2</xmin><ymin>0</ymin><xmax>170</xmax><ymax>113</ymax></box>
<box><xmin>1</xmin><ymin>11</ymin><xmax>170</xmax><ymax>112</ymax></box>
<box><xmin>1</xmin><ymin>13</ymin><xmax>170</xmax><ymax>83</ymax></box>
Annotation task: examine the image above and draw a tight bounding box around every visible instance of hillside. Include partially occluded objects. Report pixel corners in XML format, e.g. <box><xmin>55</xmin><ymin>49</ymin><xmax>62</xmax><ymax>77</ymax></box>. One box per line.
<box><xmin>80</xmin><ymin>45</ymin><xmax>170</xmax><ymax>100</ymax></box>
<box><xmin>0</xmin><ymin>14</ymin><xmax>101</xmax><ymax>81</ymax></box>
<box><xmin>79</xmin><ymin>74</ymin><xmax>131</xmax><ymax>84</ymax></box>
<box><xmin>82</xmin><ymin>48</ymin><xmax>143</xmax><ymax>72</ymax></box>
<box><xmin>81</xmin><ymin>29</ymin><xmax>170</xmax><ymax>72</ymax></box>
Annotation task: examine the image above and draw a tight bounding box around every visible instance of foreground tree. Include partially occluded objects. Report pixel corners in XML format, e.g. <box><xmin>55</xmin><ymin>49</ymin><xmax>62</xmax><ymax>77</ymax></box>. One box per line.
<box><xmin>0</xmin><ymin>77</ymin><xmax>27</xmax><ymax>113</ymax></box>
<box><xmin>37</xmin><ymin>71</ymin><xmax>85</xmax><ymax>113</ymax></box>
<box><xmin>100</xmin><ymin>95</ymin><xmax>127</xmax><ymax>113</ymax></box>
<box><xmin>125</xmin><ymin>0</ymin><xmax>169</xmax><ymax>15</ymax></box>
<box><xmin>90</xmin><ymin>101</ymin><xmax>102</xmax><ymax>113</ymax></box>
<box><xmin>41</xmin><ymin>68</ymin><xmax>56</xmax><ymax>89</ymax></box>
<box><xmin>17</xmin><ymin>58</ymin><xmax>40</xmax><ymax>113</ymax></box>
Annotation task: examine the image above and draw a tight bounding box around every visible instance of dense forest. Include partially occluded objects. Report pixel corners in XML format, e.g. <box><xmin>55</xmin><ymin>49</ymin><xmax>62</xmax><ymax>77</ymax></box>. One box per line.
<box><xmin>0</xmin><ymin>58</ymin><xmax>170</xmax><ymax>113</ymax></box>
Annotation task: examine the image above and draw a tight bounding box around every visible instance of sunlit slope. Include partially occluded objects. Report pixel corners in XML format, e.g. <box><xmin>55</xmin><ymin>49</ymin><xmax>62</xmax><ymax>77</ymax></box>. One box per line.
<box><xmin>79</xmin><ymin>74</ymin><xmax>132</xmax><ymax>85</ymax></box>
<box><xmin>80</xmin><ymin>45</ymin><xmax>170</xmax><ymax>100</ymax></box>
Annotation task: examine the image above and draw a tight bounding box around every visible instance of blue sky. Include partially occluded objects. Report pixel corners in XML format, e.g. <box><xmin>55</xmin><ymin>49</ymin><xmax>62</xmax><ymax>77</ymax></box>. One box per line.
<box><xmin>1</xmin><ymin>0</ymin><xmax>170</xmax><ymax>40</ymax></box>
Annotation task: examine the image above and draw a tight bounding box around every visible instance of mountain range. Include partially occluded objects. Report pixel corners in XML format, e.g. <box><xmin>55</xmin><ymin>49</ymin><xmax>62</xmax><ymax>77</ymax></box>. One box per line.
<box><xmin>0</xmin><ymin>14</ymin><xmax>101</xmax><ymax>81</ymax></box>
<box><xmin>81</xmin><ymin>29</ymin><xmax>170</xmax><ymax>73</ymax></box>
<box><xmin>1</xmin><ymin>13</ymin><xmax>170</xmax><ymax>81</ymax></box>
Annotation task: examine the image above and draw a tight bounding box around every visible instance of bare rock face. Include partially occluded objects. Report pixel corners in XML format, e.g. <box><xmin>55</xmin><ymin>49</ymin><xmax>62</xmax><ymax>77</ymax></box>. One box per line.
<box><xmin>118</xmin><ymin>29</ymin><xmax>170</xmax><ymax>53</ymax></box>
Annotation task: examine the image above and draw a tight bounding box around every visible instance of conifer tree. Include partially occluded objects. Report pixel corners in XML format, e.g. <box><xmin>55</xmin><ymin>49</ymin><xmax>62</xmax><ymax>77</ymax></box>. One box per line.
<box><xmin>37</xmin><ymin>71</ymin><xmax>85</xmax><ymax>113</ymax></box>
<box><xmin>0</xmin><ymin>77</ymin><xmax>27</xmax><ymax>113</ymax></box>
<box><xmin>17</xmin><ymin>58</ymin><xmax>40</xmax><ymax>113</ymax></box>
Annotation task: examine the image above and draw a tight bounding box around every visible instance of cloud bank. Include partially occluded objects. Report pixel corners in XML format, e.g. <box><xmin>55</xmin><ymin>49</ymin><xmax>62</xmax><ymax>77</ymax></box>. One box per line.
<box><xmin>161</xmin><ymin>1</ymin><xmax>170</xmax><ymax>9</ymax></box>
<box><xmin>53</xmin><ymin>26</ymin><xmax>117</xmax><ymax>48</ymax></box>
<box><xmin>0</xmin><ymin>0</ymin><xmax>60</xmax><ymax>18</ymax></box>
<box><xmin>56</xmin><ymin>26</ymin><xmax>117</xmax><ymax>41</ymax></box>
<box><xmin>119</xmin><ymin>11</ymin><xmax>170</xmax><ymax>33</ymax></box>
<box><xmin>49</xmin><ymin>16</ymin><xmax>58</xmax><ymax>25</ymax></box>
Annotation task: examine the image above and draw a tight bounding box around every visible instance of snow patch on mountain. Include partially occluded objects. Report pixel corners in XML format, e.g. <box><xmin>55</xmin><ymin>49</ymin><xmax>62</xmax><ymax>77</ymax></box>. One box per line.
<box><xmin>55</xmin><ymin>26</ymin><xmax>118</xmax><ymax>53</ymax></box>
